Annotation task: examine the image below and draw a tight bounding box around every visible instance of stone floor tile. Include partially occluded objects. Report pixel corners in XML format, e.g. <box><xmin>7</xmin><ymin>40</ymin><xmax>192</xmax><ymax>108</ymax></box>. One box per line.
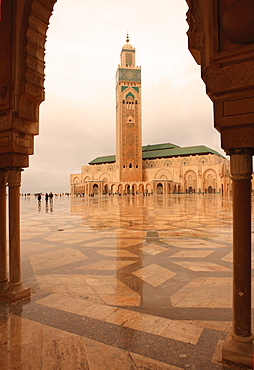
<box><xmin>132</xmin><ymin>264</ymin><xmax>176</xmax><ymax>287</ymax></box>
<box><xmin>42</xmin><ymin>336</ymin><xmax>89</xmax><ymax>370</ymax></box>
<box><xmin>2</xmin><ymin>194</ymin><xmax>249</xmax><ymax>369</ymax></box>
<box><xmin>130</xmin><ymin>352</ymin><xmax>184</xmax><ymax>370</ymax></box>
<box><xmin>160</xmin><ymin>320</ymin><xmax>203</xmax><ymax>345</ymax></box>
<box><xmin>81</xmin><ymin>337</ymin><xmax>137</xmax><ymax>370</ymax></box>
<box><xmin>78</xmin><ymin>303</ymin><xmax>118</xmax><ymax>320</ymax></box>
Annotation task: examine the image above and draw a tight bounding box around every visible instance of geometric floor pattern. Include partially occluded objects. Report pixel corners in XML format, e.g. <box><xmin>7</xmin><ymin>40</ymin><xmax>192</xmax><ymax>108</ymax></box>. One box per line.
<box><xmin>1</xmin><ymin>194</ymin><xmax>254</xmax><ymax>369</ymax></box>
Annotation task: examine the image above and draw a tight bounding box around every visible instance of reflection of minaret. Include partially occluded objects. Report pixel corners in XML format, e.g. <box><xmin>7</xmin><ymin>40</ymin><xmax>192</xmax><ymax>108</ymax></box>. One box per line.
<box><xmin>116</xmin><ymin>196</ymin><xmax>144</xmax><ymax>305</ymax></box>
<box><xmin>115</xmin><ymin>34</ymin><xmax>142</xmax><ymax>182</ymax></box>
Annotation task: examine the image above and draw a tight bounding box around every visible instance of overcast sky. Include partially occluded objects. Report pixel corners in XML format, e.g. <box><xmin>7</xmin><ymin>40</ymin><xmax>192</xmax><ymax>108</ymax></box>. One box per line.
<box><xmin>21</xmin><ymin>0</ymin><xmax>224</xmax><ymax>194</ymax></box>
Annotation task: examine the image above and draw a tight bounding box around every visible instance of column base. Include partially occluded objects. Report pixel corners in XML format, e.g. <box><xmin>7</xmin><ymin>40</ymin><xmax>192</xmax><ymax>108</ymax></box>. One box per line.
<box><xmin>222</xmin><ymin>334</ymin><xmax>254</xmax><ymax>367</ymax></box>
<box><xmin>0</xmin><ymin>279</ymin><xmax>9</xmax><ymax>291</ymax></box>
<box><xmin>0</xmin><ymin>283</ymin><xmax>31</xmax><ymax>303</ymax></box>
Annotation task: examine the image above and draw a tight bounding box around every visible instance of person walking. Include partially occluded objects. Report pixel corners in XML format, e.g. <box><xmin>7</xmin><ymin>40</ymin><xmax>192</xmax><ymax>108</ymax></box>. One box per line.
<box><xmin>45</xmin><ymin>193</ymin><xmax>49</xmax><ymax>203</ymax></box>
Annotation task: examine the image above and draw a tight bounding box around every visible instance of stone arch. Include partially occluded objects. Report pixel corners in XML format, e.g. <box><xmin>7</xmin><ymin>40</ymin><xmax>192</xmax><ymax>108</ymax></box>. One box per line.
<box><xmin>125</xmin><ymin>184</ymin><xmax>131</xmax><ymax>194</ymax></box>
<box><xmin>83</xmin><ymin>176</ymin><xmax>91</xmax><ymax>182</ymax></box>
<box><xmin>203</xmin><ymin>169</ymin><xmax>217</xmax><ymax>193</ymax></box>
<box><xmin>103</xmin><ymin>184</ymin><xmax>109</xmax><ymax>194</ymax></box>
<box><xmin>157</xmin><ymin>183</ymin><xmax>163</xmax><ymax>194</ymax></box>
<box><xmin>184</xmin><ymin>170</ymin><xmax>197</xmax><ymax>193</ymax></box>
<box><xmin>0</xmin><ymin>0</ymin><xmax>57</xmax><ymax>171</ymax></box>
<box><xmin>118</xmin><ymin>184</ymin><xmax>123</xmax><ymax>194</ymax></box>
<box><xmin>99</xmin><ymin>172</ymin><xmax>112</xmax><ymax>182</ymax></box>
<box><xmin>73</xmin><ymin>176</ymin><xmax>81</xmax><ymax>183</ymax></box>
<box><xmin>146</xmin><ymin>183</ymin><xmax>152</xmax><ymax>193</ymax></box>
<box><xmin>154</xmin><ymin>169</ymin><xmax>172</xmax><ymax>180</ymax></box>
<box><xmin>203</xmin><ymin>169</ymin><xmax>217</xmax><ymax>180</ymax></box>
<box><xmin>93</xmin><ymin>183</ymin><xmax>99</xmax><ymax>195</ymax></box>
<box><xmin>139</xmin><ymin>183</ymin><xmax>144</xmax><ymax>193</ymax></box>
<box><xmin>111</xmin><ymin>184</ymin><xmax>116</xmax><ymax>193</ymax></box>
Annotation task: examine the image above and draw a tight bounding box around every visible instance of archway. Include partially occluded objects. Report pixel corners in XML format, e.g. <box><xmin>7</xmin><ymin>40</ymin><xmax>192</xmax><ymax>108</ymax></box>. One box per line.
<box><xmin>126</xmin><ymin>184</ymin><xmax>131</xmax><ymax>194</ymax></box>
<box><xmin>157</xmin><ymin>183</ymin><xmax>163</xmax><ymax>194</ymax></box>
<box><xmin>104</xmin><ymin>184</ymin><xmax>109</xmax><ymax>194</ymax></box>
<box><xmin>93</xmin><ymin>184</ymin><xmax>98</xmax><ymax>195</ymax></box>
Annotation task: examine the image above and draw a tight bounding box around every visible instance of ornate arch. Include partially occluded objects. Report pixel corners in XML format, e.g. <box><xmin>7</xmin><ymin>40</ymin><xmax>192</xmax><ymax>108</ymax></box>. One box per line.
<box><xmin>154</xmin><ymin>169</ymin><xmax>172</xmax><ymax>180</ymax></box>
<box><xmin>99</xmin><ymin>172</ymin><xmax>112</xmax><ymax>182</ymax></box>
<box><xmin>0</xmin><ymin>0</ymin><xmax>57</xmax><ymax>169</ymax></box>
<box><xmin>73</xmin><ymin>176</ymin><xmax>81</xmax><ymax>183</ymax></box>
<box><xmin>203</xmin><ymin>169</ymin><xmax>217</xmax><ymax>180</ymax></box>
<box><xmin>83</xmin><ymin>176</ymin><xmax>91</xmax><ymax>182</ymax></box>
<box><xmin>184</xmin><ymin>170</ymin><xmax>197</xmax><ymax>181</ymax></box>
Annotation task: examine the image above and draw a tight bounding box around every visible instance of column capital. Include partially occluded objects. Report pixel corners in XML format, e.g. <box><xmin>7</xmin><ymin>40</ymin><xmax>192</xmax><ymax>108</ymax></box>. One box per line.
<box><xmin>7</xmin><ymin>168</ymin><xmax>22</xmax><ymax>187</ymax></box>
<box><xmin>229</xmin><ymin>150</ymin><xmax>253</xmax><ymax>181</ymax></box>
<box><xmin>0</xmin><ymin>170</ymin><xmax>7</xmax><ymax>187</ymax></box>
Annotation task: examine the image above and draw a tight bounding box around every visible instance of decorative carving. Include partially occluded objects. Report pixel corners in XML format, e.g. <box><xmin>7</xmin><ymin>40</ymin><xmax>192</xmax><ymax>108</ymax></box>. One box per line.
<box><xmin>186</xmin><ymin>0</ymin><xmax>205</xmax><ymax>65</ymax></box>
<box><xmin>186</xmin><ymin>0</ymin><xmax>203</xmax><ymax>33</ymax></box>
<box><xmin>230</xmin><ymin>150</ymin><xmax>253</xmax><ymax>180</ymax></box>
<box><xmin>7</xmin><ymin>168</ymin><xmax>22</xmax><ymax>187</ymax></box>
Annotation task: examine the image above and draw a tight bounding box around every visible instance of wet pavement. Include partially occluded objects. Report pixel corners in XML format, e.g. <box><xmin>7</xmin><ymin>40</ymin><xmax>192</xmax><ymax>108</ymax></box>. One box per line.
<box><xmin>0</xmin><ymin>194</ymin><xmax>253</xmax><ymax>369</ymax></box>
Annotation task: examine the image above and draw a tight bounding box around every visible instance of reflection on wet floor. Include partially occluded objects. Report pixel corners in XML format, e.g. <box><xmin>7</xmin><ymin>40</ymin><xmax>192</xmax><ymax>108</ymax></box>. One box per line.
<box><xmin>1</xmin><ymin>194</ymin><xmax>253</xmax><ymax>369</ymax></box>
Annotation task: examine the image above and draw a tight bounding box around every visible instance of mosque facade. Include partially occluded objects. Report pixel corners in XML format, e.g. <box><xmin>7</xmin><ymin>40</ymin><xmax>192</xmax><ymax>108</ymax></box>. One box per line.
<box><xmin>70</xmin><ymin>37</ymin><xmax>230</xmax><ymax>196</ymax></box>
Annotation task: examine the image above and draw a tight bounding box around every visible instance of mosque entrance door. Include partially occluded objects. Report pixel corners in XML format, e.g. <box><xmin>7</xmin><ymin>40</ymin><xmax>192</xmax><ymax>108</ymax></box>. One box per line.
<box><xmin>157</xmin><ymin>183</ymin><xmax>163</xmax><ymax>194</ymax></box>
<box><xmin>208</xmin><ymin>186</ymin><xmax>213</xmax><ymax>193</ymax></box>
<box><xmin>93</xmin><ymin>184</ymin><xmax>98</xmax><ymax>195</ymax></box>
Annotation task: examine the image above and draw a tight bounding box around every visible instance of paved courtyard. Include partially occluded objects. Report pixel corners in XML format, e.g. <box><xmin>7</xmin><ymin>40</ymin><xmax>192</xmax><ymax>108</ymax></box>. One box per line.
<box><xmin>0</xmin><ymin>194</ymin><xmax>253</xmax><ymax>369</ymax></box>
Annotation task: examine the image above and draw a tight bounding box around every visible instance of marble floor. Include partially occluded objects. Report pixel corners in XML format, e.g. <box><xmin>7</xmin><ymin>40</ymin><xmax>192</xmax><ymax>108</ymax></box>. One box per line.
<box><xmin>0</xmin><ymin>194</ymin><xmax>253</xmax><ymax>369</ymax></box>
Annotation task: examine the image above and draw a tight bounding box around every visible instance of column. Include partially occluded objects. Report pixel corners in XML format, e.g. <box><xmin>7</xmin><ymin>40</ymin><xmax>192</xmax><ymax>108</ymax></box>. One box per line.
<box><xmin>222</xmin><ymin>149</ymin><xmax>254</xmax><ymax>366</ymax></box>
<box><xmin>7</xmin><ymin>168</ymin><xmax>30</xmax><ymax>302</ymax></box>
<box><xmin>231</xmin><ymin>151</ymin><xmax>253</xmax><ymax>339</ymax></box>
<box><xmin>0</xmin><ymin>170</ymin><xmax>8</xmax><ymax>291</ymax></box>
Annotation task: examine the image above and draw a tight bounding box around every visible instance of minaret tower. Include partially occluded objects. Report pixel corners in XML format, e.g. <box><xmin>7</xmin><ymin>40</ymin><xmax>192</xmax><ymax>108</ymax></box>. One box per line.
<box><xmin>115</xmin><ymin>34</ymin><xmax>142</xmax><ymax>182</ymax></box>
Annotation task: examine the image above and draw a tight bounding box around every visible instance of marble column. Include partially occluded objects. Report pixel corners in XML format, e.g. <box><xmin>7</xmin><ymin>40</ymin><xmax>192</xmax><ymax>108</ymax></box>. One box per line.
<box><xmin>0</xmin><ymin>170</ymin><xmax>8</xmax><ymax>291</ymax></box>
<box><xmin>222</xmin><ymin>150</ymin><xmax>254</xmax><ymax>366</ymax></box>
<box><xmin>7</xmin><ymin>168</ymin><xmax>30</xmax><ymax>302</ymax></box>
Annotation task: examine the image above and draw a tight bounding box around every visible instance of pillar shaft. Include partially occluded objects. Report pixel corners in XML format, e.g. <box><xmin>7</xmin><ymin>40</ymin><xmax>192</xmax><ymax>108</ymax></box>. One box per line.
<box><xmin>8</xmin><ymin>169</ymin><xmax>22</xmax><ymax>287</ymax></box>
<box><xmin>0</xmin><ymin>170</ymin><xmax>7</xmax><ymax>287</ymax></box>
<box><xmin>230</xmin><ymin>151</ymin><xmax>253</xmax><ymax>339</ymax></box>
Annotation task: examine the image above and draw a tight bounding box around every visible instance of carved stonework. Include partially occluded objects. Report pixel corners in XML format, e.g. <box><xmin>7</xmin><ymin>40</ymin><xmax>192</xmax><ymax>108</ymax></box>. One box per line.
<box><xmin>186</xmin><ymin>0</ymin><xmax>205</xmax><ymax>65</ymax></box>
<box><xmin>7</xmin><ymin>168</ymin><xmax>22</xmax><ymax>187</ymax></box>
<box><xmin>230</xmin><ymin>149</ymin><xmax>253</xmax><ymax>180</ymax></box>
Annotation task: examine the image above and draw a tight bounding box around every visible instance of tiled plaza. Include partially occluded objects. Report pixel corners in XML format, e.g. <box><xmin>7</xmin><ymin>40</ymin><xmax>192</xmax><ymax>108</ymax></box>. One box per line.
<box><xmin>0</xmin><ymin>194</ymin><xmax>253</xmax><ymax>369</ymax></box>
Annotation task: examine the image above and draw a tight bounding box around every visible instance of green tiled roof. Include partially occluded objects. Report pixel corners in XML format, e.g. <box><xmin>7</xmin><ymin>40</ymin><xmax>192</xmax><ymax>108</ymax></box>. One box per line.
<box><xmin>142</xmin><ymin>143</ymin><xmax>180</xmax><ymax>152</ymax></box>
<box><xmin>89</xmin><ymin>155</ymin><xmax>116</xmax><ymax>165</ymax></box>
<box><xmin>88</xmin><ymin>145</ymin><xmax>224</xmax><ymax>165</ymax></box>
<box><xmin>142</xmin><ymin>145</ymin><xmax>224</xmax><ymax>160</ymax></box>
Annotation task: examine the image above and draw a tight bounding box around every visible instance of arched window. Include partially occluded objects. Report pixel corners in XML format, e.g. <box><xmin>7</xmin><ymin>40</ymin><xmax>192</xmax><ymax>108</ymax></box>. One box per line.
<box><xmin>129</xmin><ymin>163</ymin><xmax>132</xmax><ymax>168</ymax></box>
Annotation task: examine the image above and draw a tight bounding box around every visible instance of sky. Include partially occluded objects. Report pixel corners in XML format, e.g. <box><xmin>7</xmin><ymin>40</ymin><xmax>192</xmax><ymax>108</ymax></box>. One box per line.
<box><xmin>21</xmin><ymin>0</ymin><xmax>224</xmax><ymax>194</ymax></box>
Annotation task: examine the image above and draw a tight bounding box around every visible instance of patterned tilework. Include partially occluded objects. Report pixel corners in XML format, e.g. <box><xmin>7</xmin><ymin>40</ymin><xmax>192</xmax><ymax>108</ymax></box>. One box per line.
<box><xmin>1</xmin><ymin>194</ymin><xmax>252</xmax><ymax>369</ymax></box>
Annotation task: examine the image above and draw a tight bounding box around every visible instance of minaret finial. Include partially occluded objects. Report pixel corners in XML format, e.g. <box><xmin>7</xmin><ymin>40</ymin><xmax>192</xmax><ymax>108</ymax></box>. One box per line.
<box><xmin>126</xmin><ymin>32</ymin><xmax>129</xmax><ymax>43</ymax></box>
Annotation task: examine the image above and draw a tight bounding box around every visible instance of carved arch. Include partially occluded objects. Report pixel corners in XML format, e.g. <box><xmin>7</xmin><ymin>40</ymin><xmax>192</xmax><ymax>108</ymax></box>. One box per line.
<box><xmin>154</xmin><ymin>169</ymin><xmax>172</xmax><ymax>180</ymax></box>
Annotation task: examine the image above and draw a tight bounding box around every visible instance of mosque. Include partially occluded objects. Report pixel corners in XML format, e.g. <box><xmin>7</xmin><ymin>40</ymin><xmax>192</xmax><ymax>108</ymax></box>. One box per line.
<box><xmin>70</xmin><ymin>37</ymin><xmax>230</xmax><ymax>196</ymax></box>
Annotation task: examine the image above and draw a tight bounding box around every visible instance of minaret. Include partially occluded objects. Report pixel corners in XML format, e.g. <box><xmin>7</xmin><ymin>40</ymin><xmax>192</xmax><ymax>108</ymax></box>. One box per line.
<box><xmin>115</xmin><ymin>34</ymin><xmax>142</xmax><ymax>182</ymax></box>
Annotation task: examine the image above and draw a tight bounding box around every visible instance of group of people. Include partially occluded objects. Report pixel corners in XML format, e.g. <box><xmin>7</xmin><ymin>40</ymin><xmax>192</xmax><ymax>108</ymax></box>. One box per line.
<box><xmin>37</xmin><ymin>192</ymin><xmax>53</xmax><ymax>203</ymax></box>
